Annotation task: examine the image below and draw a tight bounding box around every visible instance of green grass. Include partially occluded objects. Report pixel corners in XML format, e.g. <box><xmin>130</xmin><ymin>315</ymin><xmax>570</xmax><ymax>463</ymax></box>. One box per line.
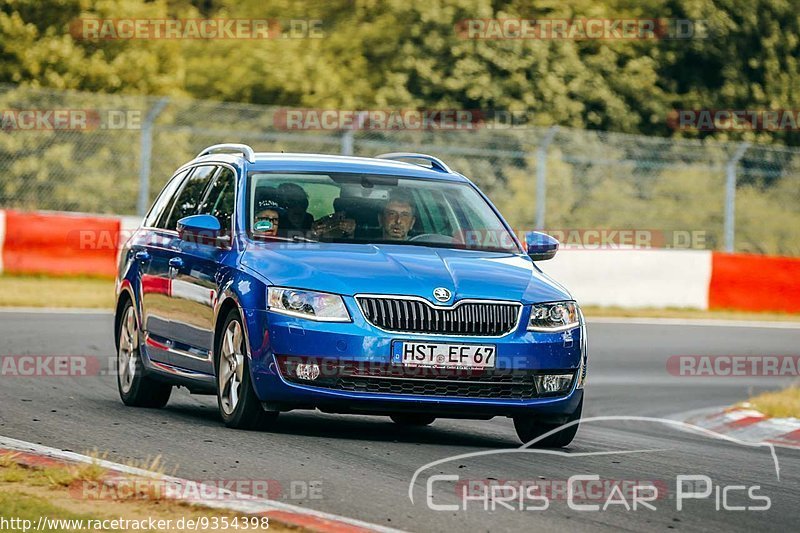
<box><xmin>0</xmin><ymin>275</ymin><xmax>114</xmax><ymax>309</ymax></box>
<box><xmin>746</xmin><ymin>387</ymin><xmax>800</xmax><ymax>418</ymax></box>
<box><xmin>0</xmin><ymin>491</ymin><xmax>102</xmax><ymax>532</ymax></box>
<box><xmin>0</xmin><ymin>459</ymin><xmax>293</xmax><ymax>532</ymax></box>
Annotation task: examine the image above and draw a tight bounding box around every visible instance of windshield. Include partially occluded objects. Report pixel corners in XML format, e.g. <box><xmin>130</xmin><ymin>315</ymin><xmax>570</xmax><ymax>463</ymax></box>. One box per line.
<box><xmin>247</xmin><ymin>172</ymin><xmax>520</xmax><ymax>253</ymax></box>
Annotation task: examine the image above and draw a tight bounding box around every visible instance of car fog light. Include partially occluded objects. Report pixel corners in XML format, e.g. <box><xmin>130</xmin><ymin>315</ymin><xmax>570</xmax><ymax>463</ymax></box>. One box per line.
<box><xmin>296</xmin><ymin>363</ymin><xmax>321</xmax><ymax>381</ymax></box>
<box><xmin>535</xmin><ymin>373</ymin><xmax>573</xmax><ymax>394</ymax></box>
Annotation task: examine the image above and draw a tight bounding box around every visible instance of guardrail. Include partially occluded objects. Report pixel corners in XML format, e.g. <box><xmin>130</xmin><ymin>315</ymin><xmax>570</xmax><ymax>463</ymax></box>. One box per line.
<box><xmin>542</xmin><ymin>249</ymin><xmax>800</xmax><ymax>313</ymax></box>
<box><xmin>0</xmin><ymin>209</ymin><xmax>797</xmax><ymax>313</ymax></box>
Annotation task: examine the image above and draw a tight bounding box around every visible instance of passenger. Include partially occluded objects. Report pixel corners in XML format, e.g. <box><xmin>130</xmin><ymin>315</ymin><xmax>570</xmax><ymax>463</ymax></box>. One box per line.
<box><xmin>379</xmin><ymin>191</ymin><xmax>416</xmax><ymax>241</ymax></box>
<box><xmin>277</xmin><ymin>183</ymin><xmax>314</xmax><ymax>232</ymax></box>
<box><xmin>253</xmin><ymin>200</ymin><xmax>282</xmax><ymax>237</ymax></box>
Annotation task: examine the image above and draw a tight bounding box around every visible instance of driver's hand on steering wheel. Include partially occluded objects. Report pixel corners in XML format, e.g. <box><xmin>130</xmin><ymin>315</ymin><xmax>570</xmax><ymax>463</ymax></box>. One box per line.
<box><xmin>312</xmin><ymin>212</ymin><xmax>356</xmax><ymax>238</ymax></box>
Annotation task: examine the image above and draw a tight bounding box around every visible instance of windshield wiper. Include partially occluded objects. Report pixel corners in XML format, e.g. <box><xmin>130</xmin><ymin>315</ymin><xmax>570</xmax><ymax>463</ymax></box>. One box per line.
<box><xmin>291</xmin><ymin>235</ymin><xmax>318</xmax><ymax>243</ymax></box>
<box><xmin>250</xmin><ymin>235</ymin><xmax>318</xmax><ymax>244</ymax></box>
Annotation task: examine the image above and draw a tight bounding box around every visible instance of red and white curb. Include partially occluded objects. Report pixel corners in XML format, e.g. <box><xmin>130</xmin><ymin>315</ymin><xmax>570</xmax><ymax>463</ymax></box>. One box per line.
<box><xmin>679</xmin><ymin>405</ymin><xmax>800</xmax><ymax>449</ymax></box>
<box><xmin>0</xmin><ymin>435</ymin><xmax>404</xmax><ymax>533</ymax></box>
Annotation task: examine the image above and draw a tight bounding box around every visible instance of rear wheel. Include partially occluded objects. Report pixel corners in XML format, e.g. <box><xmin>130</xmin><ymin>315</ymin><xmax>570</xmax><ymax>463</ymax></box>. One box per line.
<box><xmin>390</xmin><ymin>414</ymin><xmax>436</xmax><ymax>426</ymax></box>
<box><xmin>117</xmin><ymin>301</ymin><xmax>172</xmax><ymax>408</ymax></box>
<box><xmin>216</xmin><ymin>309</ymin><xmax>278</xmax><ymax>430</ymax></box>
<box><xmin>513</xmin><ymin>398</ymin><xmax>582</xmax><ymax>447</ymax></box>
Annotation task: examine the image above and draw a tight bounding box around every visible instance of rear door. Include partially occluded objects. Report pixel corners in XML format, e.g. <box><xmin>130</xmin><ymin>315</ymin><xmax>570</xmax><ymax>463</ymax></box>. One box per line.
<box><xmin>169</xmin><ymin>166</ymin><xmax>237</xmax><ymax>373</ymax></box>
<box><xmin>141</xmin><ymin>165</ymin><xmax>218</xmax><ymax>362</ymax></box>
<box><xmin>137</xmin><ymin>168</ymin><xmax>189</xmax><ymax>363</ymax></box>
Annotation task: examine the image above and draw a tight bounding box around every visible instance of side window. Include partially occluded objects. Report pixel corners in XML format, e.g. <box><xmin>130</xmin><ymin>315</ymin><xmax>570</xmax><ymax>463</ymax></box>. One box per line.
<box><xmin>198</xmin><ymin>167</ymin><xmax>236</xmax><ymax>236</ymax></box>
<box><xmin>414</xmin><ymin>189</ymin><xmax>455</xmax><ymax>236</ymax></box>
<box><xmin>144</xmin><ymin>169</ymin><xmax>189</xmax><ymax>228</ymax></box>
<box><xmin>450</xmin><ymin>188</ymin><xmax>491</xmax><ymax>233</ymax></box>
<box><xmin>160</xmin><ymin>166</ymin><xmax>218</xmax><ymax>230</ymax></box>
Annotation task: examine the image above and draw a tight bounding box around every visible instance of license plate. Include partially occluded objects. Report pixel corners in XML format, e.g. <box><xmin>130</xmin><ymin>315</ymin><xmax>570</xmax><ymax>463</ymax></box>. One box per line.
<box><xmin>392</xmin><ymin>342</ymin><xmax>496</xmax><ymax>369</ymax></box>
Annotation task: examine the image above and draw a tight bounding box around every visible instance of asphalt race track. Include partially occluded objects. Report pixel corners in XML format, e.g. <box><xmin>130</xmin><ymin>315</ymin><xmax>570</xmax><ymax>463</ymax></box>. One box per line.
<box><xmin>1</xmin><ymin>310</ymin><xmax>798</xmax><ymax>532</ymax></box>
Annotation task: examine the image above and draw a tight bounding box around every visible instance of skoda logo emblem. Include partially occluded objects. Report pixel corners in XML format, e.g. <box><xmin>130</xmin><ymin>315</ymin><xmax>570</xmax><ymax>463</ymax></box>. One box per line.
<box><xmin>433</xmin><ymin>287</ymin><xmax>451</xmax><ymax>302</ymax></box>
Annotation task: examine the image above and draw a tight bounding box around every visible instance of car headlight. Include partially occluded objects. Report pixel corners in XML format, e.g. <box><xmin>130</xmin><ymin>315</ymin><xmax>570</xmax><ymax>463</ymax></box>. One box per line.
<box><xmin>528</xmin><ymin>301</ymin><xmax>580</xmax><ymax>332</ymax></box>
<box><xmin>267</xmin><ymin>287</ymin><xmax>351</xmax><ymax>322</ymax></box>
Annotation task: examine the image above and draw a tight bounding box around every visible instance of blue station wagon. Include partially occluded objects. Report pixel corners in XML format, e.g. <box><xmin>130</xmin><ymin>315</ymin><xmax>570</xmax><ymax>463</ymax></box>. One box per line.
<box><xmin>115</xmin><ymin>144</ymin><xmax>586</xmax><ymax>446</ymax></box>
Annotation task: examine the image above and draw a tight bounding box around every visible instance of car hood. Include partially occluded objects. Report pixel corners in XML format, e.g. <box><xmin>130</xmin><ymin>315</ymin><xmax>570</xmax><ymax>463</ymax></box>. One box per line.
<box><xmin>240</xmin><ymin>242</ymin><xmax>571</xmax><ymax>304</ymax></box>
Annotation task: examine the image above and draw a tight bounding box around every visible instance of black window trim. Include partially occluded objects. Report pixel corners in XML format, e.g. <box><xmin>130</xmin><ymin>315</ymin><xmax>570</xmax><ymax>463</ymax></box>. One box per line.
<box><xmin>197</xmin><ymin>165</ymin><xmax>238</xmax><ymax>240</ymax></box>
<box><xmin>160</xmin><ymin>164</ymin><xmax>221</xmax><ymax>232</ymax></box>
<box><xmin>143</xmin><ymin>162</ymin><xmax>240</xmax><ymax>235</ymax></box>
<box><xmin>143</xmin><ymin>168</ymin><xmax>190</xmax><ymax>230</ymax></box>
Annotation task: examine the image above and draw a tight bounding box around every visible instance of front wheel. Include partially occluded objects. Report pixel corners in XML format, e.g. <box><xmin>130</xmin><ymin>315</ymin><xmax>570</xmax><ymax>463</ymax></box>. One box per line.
<box><xmin>117</xmin><ymin>301</ymin><xmax>172</xmax><ymax>408</ymax></box>
<box><xmin>216</xmin><ymin>309</ymin><xmax>278</xmax><ymax>430</ymax></box>
<box><xmin>513</xmin><ymin>398</ymin><xmax>582</xmax><ymax>447</ymax></box>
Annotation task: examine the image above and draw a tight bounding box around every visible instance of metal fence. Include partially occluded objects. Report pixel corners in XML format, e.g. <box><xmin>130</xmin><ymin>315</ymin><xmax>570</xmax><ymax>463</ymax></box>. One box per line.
<box><xmin>1</xmin><ymin>84</ymin><xmax>799</xmax><ymax>256</ymax></box>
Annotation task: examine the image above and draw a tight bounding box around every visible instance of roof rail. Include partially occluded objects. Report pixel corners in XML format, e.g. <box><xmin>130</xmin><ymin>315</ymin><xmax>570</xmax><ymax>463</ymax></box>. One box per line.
<box><xmin>375</xmin><ymin>152</ymin><xmax>452</xmax><ymax>173</ymax></box>
<box><xmin>196</xmin><ymin>143</ymin><xmax>256</xmax><ymax>163</ymax></box>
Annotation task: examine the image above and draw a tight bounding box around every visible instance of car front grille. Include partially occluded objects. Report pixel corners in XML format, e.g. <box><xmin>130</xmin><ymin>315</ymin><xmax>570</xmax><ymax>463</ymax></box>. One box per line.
<box><xmin>278</xmin><ymin>358</ymin><xmax>544</xmax><ymax>400</ymax></box>
<box><xmin>335</xmin><ymin>374</ymin><xmax>537</xmax><ymax>399</ymax></box>
<box><xmin>356</xmin><ymin>296</ymin><xmax>521</xmax><ymax>336</ymax></box>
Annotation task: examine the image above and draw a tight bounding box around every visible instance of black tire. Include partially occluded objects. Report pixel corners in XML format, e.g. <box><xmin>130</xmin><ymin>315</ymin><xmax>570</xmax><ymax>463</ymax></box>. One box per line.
<box><xmin>390</xmin><ymin>414</ymin><xmax>436</xmax><ymax>426</ymax></box>
<box><xmin>513</xmin><ymin>398</ymin><xmax>582</xmax><ymax>447</ymax></box>
<box><xmin>116</xmin><ymin>300</ymin><xmax>172</xmax><ymax>408</ymax></box>
<box><xmin>215</xmin><ymin>309</ymin><xmax>279</xmax><ymax>430</ymax></box>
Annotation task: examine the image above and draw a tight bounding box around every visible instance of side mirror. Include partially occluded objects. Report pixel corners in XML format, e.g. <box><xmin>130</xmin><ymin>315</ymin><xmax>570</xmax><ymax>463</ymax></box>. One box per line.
<box><xmin>177</xmin><ymin>214</ymin><xmax>221</xmax><ymax>245</ymax></box>
<box><xmin>525</xmin><ymin>231</ymin><xmax>558</xmax><ymax>261</ymax></box>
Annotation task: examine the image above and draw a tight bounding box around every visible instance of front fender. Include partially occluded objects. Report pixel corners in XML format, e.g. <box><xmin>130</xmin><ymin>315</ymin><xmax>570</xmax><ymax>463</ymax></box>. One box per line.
<box><xmin>213</xmin><ymin>268</ymin><xmax>269</xmax><ymax>376</ymax></box>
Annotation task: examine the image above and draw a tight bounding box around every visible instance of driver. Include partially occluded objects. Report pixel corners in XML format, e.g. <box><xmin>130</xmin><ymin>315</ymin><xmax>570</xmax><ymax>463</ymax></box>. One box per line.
<box><xmin>379</xmin><ymin>191</ymin><xmax>416</xmax><ymax>241</ymax></box>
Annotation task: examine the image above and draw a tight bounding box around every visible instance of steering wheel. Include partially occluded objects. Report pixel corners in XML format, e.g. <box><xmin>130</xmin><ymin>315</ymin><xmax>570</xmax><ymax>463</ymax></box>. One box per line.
<box><xmin>313</xmin><ymin>212</ymin><xmax>356</xmax><ymax>238</ymax></box>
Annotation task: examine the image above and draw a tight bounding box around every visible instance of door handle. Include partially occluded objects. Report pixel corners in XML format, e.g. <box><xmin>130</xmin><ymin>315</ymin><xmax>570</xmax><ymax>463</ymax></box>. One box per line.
<box><xmin>133</xmin><ymin>250</ymin><xmax>151</xmax><ymax>263</ymax></box>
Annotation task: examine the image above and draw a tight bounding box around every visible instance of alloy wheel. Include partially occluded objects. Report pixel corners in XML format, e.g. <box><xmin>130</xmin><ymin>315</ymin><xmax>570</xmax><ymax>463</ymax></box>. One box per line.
<box><xmin>118</xmin><ymin>306</ymin><xmax>138</xmax><ymax>394</ymax></box>
<box><xmin>219</xmin><ymin>320</ymin><xmax>245</xmax><ymax>415</ymax></box>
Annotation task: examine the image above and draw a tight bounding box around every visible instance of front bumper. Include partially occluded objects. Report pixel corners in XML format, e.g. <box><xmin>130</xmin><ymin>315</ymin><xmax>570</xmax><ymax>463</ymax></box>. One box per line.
<box><xmin>242</xmin><ymin>302</ymin><xmax>585</xmax><ymax>419</ymax></box>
